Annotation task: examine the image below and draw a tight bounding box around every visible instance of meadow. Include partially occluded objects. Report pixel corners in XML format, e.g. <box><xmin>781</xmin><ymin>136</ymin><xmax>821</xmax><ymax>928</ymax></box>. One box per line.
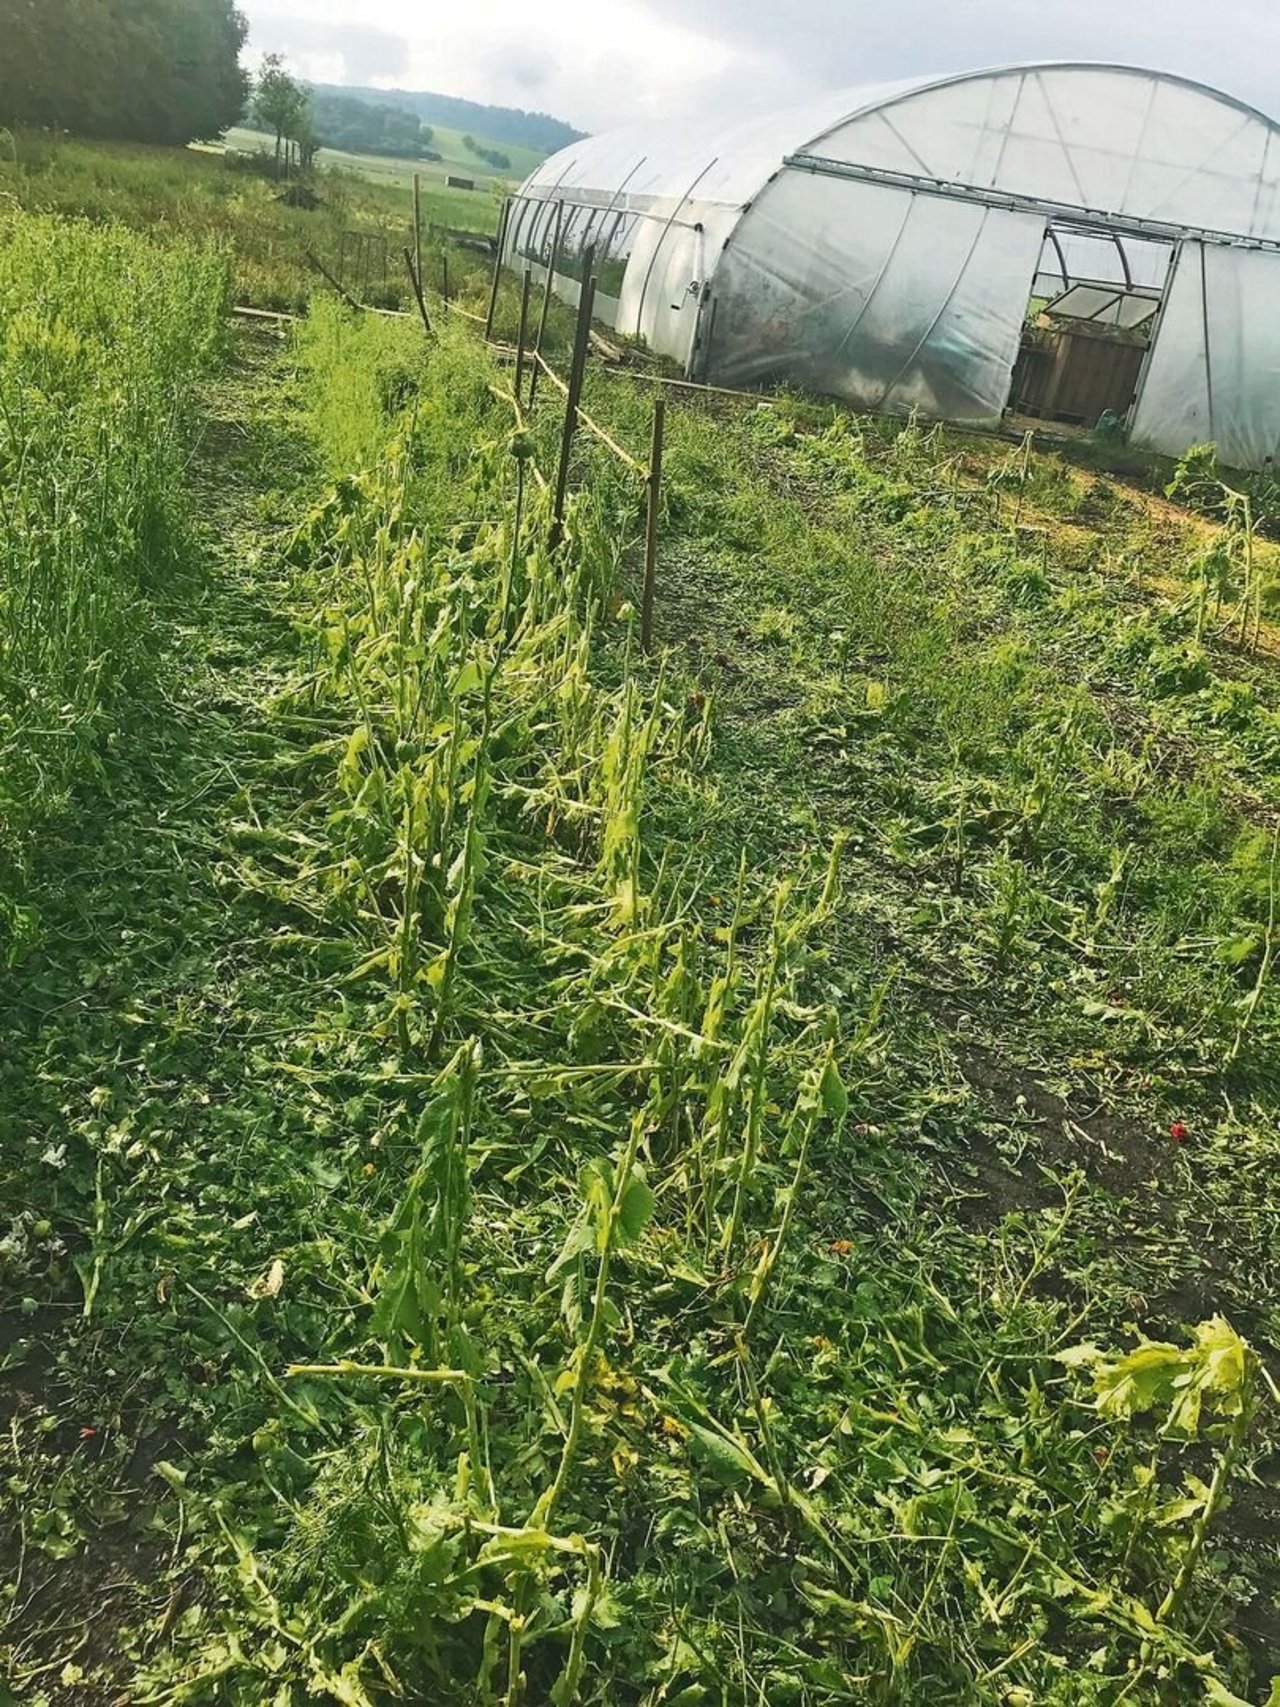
<box><xmin>222</xmin><ymin>119</ymin><xmax>548</xmax><ymax>191</ymax></box>
<box><xmin>0</xmin><ymin>138</ymin><xmax>1278</xmax><ymax>1707</ymax></box>
<box><xmin>0</xmin><ymin>130</ymin><xmax>500</xmax><ymax>312</ymax></box>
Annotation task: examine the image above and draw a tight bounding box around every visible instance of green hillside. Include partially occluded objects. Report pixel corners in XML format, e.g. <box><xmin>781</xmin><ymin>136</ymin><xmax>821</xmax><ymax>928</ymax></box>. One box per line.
<box><xmin>315</xmin><ymin>81</ymin><xmax>585</xmax><ymax>154</ymax></box>
<box><xmin>223</xmin><ymin>120</ymin><xmax>544</xmax><ymax>191</ymax></box>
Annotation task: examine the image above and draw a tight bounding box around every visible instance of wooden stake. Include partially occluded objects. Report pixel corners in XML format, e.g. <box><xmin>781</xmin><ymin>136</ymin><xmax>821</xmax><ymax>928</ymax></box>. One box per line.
<box><xmin>442</xmin><ymin>253</ymin><xmax>451</xmax><ymax>305</ymax></box>
<box><xmin>514</xmin><ymin>268</ymin><xmax>534</xmax><ymax>403</ymax></box>
<box><xmin>528</xmin><ymin>200</ymin><xmax>565</xmax><ymax>413</ymax></box>
<box><xmin>403</xmin><ymin>248</ymin><xmax>432</xmax><ymax>336</ymax></box>
<box><xmin>412</xmin><ymin>172</ymin><xmax>423</xmax><ymax>286</ymax></box>
<box><xmin>550</xmin><ymin>263</ymin><xmax>597</xmax><ymax>553</ymax></box>
<box><xmin>484</xmin><ymin>197</ymin><xmax>512</xmax><ymax>342</ymax></box>
<box><xmin>304</xmin><ymin>247</ymin><xmax>363</xmax><ymax>311</ymax></box>
<box><xmin>642</xmin><ymin>397</ymin><xmax>666</xmax><ymax>653</ymax></box>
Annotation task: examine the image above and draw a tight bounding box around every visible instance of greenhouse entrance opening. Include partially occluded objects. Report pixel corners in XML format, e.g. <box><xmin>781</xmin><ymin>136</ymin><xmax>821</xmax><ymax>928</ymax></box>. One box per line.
<box><xmin>1009</xmin><ymin>224</ymin><xmax>1176</xmax><ymax>430</ymax></box>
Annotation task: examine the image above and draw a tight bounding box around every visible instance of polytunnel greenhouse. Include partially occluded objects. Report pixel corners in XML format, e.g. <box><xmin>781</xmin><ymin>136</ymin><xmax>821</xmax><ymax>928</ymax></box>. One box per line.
<box><xmin>505</xmin><ymin>63</ymin><xmax>1280</xmax><ymax>469</ymax></box>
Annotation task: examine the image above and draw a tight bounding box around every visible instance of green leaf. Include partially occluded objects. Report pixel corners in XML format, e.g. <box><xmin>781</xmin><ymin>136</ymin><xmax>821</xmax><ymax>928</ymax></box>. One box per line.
<box><xmin>1057</xmin><ymin>1342</ymin><xmax>1104</xmax><ymax>1369</ymax></box>
<box><xmin>1218</xmin><ymin>932</ymin><xmax>1262</xmax><ymax>967</ymax></box>
<box><xmin>819</xmin><ymin>1056</ymin><xmax>849</xmax><ymax>1119</ymax></box>
<box><xmin>578</xmin><ymin>1156</ymin><xmax>615</xmax><ymax>1250</ymax></box>
<box><xmin>1092</xmin><ymin>1319</ymin><xmax>1255</xmax><ymax>1437</ymax></box>
<box><xmin>1203</xmin><ymin>1683</ymin><xmax>1258</xmax><ymax>1707</ymax></box>
<box><xmin>452</xmin><ymin>658</ymin><xmax>484</xmax><ymax>698</ymax></box>
<box><xmin>1094</xmin><ymin>1341</ymin><xmax>1184</xmax><ymax>1421</ymax></box>
<box><xmin>684</xmin><ymin>1419</ymin><xmax>765</xmax><ymax>1486</ymax></box>
<box><xmin>547</xmin><ymin>1216</ymin><xmax>594</xmax><ymax>1283</ymax></box>
<box><xmin>617</xmin><ymin>1170</ymin><xmax>655</xmax><ymax>1246</ymax></box>
<box><xmin>153</xmin><ymin>1460</ymin><xmax>188</xmax><ymax>1494</ymax></box>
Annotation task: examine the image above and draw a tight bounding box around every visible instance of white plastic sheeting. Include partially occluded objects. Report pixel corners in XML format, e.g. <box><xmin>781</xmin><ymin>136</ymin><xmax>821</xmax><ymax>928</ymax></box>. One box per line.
<box><xmin>709</xmin><ymin>175</ymin><xmax>1045</xmax><ymax>422</ymax></box>
<box><xmin>509</xmin><ymin>63</ymin><xmax>1280</xmax><ymax>466</ymax></box>
<box><xmin>804</xmin><ymin>67</ymin><xmax>1280</xmax><ymax>237</ymax></box>
<box><xmin>1132</xmin><ymin>243</ymin><xmax>1280</xmax><ymax>469</ymax></box>
<box><xmin>1032</xmin><ymin>229</ymin><xmax>1172</xmax><ymax>299</ymax></box>
<box><xmin>1041</xmin><ymin>283</ymin><xmax>1162</xmax><ymax>331</ymax></box>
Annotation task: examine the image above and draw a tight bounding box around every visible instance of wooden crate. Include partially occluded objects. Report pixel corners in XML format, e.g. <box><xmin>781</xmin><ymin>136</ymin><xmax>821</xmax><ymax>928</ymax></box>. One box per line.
<box><xmin>1013</xmin><ymin>322</ymin><xmax>1147</xmax><ymax>425</ymax></box>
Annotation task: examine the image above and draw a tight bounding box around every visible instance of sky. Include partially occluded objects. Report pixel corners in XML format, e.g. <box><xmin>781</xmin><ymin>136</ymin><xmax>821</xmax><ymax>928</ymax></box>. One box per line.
<box><xmin>240</xmin><ymin>0</ymin><xmax>1280</xmax><ymax>134</ymax></box>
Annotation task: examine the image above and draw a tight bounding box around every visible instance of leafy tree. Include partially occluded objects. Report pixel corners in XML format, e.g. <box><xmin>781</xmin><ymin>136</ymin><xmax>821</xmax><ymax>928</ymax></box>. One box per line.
<box><xmin>251</xmin><ymin>53</ymin><xmax>307</xmax><ymax>177</ymax></box>
<box><xmin>286</xmin><ymin>107</ymin><xmax>319</xmax><ymax>174</ymax></box>
<box><xmin>309</xmin><ymin>90</ymin><xmax>435</xmax><ymax>159</ymax></box>
<box><xmin>0</xmin><ymin>0</ymin><xmax>248</xmax><ymax>144</ymax></box>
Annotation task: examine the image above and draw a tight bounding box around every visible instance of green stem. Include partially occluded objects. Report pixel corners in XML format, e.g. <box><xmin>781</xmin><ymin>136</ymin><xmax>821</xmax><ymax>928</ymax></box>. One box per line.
<box><xmin>722</xmin><ymin>903</ymin><xmax>783</xmax><ymax>1261</ymax></box>
<box><xmin>1156</xmin><ymin>1379</ymin><xmax>1255</xmax><ymax>1626</ymax></box>
<box><xmin>534</xmin><ymin>1113</ymin><xmax>645</xmax><ymax>1529</ymax></box>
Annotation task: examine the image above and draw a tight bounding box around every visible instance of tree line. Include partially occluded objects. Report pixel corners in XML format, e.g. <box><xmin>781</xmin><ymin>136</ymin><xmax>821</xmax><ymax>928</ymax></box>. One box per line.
<box><xmin>309</xmin><ymin>91</ymin><xmax>439</xmax><ymax>161</ymax></box>
<box><xmin>0</xmin><ymin>0</ymin><xmax>248</xmax><ymax>146</ymax></box>
<box><xmin>462</xmin><ymin>134</ymin><xmax>512</xmax><ymax>172</ymax></box>
<box><xmin>321</xmin><ymin>83</ymin><xmax>585</xmax><ymax>155</ymax></box>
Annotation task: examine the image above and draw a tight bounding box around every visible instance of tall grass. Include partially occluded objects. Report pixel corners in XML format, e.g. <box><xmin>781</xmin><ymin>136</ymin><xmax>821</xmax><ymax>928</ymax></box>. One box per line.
<box><xmin>0</xmin><ymin>214</ymin><xmax>227</xmax><ymax>931</ymax></box>
<box><xmin>0</xmin><ymin>131</ymin><xmax>491</xmax><ymax>312</ymax></box>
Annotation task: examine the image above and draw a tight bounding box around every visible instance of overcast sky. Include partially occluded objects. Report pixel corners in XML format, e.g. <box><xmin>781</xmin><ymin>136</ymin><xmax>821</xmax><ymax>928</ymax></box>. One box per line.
<box><xmin>240</xmin><ymin>0</ymin><xmax>1280</xmax><ymax>133</ymax></box>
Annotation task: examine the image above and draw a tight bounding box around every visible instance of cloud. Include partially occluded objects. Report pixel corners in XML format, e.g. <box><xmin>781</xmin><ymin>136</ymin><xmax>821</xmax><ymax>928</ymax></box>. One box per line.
<box><xmin>237</xmin><ymin>0</ymin><xmax>1280</xmax><ymax>132</ymax></box>
<box><xmin>633</xmin><ymin>0</ymin><xmax>1280</xmax><ymax>121</ymax></box>
<box><xmin>246</xmin><ymin>8</ymin><xmax>409</xmax><ymax>86</ymax></box>
<box><xmin>484</xmin><ymin>46</ymin><xmax>555</xmax><ymax>97</ymax></box>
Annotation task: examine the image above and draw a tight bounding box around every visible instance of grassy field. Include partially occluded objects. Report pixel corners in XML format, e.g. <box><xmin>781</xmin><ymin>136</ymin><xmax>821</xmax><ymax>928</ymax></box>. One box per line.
<box><xmin>223</xmin><ymin>119</ymin><xmax>546</xmax><ymax>191</ymax></box>
<box><xmin>1</xmin><ymin>144</ymin><xmax>1279</xmax><ymax>1706</ymax></box>
<box><xmin>0</xmin><ymin>131</ymin><xmax>500</xmax><ymax>313</ymax></box>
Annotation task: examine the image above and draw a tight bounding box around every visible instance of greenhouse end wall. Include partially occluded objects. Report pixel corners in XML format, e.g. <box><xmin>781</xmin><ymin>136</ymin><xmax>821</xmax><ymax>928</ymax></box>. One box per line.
<box><xmin>704</xmin><ymin>173</ymin><xmax>1046</xmax><ymax>425</ymax></box>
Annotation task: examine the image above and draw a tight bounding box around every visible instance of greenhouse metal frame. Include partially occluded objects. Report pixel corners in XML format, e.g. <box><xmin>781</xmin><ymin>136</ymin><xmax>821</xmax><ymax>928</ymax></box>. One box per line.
<box><xmin>506</xmin><ymin>64</ymin><xmax>1280</xmax><ymax>469</ymax></box>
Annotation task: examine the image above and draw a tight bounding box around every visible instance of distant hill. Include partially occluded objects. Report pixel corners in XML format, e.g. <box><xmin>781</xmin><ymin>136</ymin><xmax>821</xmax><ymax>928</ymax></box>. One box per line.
<box><xmin>314</xmin><ymin>86</ymin><xmax>586</xmax><ymax>158</ymax></box>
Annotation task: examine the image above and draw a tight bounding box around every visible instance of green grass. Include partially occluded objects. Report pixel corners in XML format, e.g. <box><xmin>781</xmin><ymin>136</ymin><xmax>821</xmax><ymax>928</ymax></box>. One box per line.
<box><xmin>0</xmin><ymin>212</ymin><xmax>227</xmax><ymax>947</ymax></box>
<box><xmin>223</xmin><ymin>118</ymin><xmax>545</xmax><ymax>194</ymax></box>
<box><xmin>0</xmin><ymin>129</ymin><xmax>500</xmax><ymax>314</ymax></box>
<box><xmin>1</xmin><ymin>221</ymin><xmax>1279</xmax><ymax>1706</ymax></box>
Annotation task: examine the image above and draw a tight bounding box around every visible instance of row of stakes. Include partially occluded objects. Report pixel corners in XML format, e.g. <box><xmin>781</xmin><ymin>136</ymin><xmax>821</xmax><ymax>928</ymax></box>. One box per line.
<box><xmin>410</xmin><ymin>194</ymin><xmax>669</xmax><ymax>655</ymax></box>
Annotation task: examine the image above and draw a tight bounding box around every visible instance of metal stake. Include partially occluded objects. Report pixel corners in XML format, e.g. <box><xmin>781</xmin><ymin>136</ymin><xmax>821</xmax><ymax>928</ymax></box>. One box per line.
<box><xmin>528</xmin><ymin>200</ymin><xmax>565</xmax><ymax>413</ymax></box>
<box><xmin>514</xmin><ymin>268</ymin><xmax>534</xmax><ymax>403</ymax></box>
<box><xmin>550</xmin><ymin>261</ymin><xmax>597</xmax><ymax>552</ymax></box>
<box><xmin>642</xmin><ymin>398</ymin><xmax>666</xmax><ymax>652</ymax></box>
<box><xmin>484</xmin><ymin>197</ymin><xmax>512</xmax><ymax>342</ymax></box>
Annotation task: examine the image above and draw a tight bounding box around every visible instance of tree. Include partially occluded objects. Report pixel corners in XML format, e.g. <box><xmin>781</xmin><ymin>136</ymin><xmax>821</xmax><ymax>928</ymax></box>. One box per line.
<box><xmin>0</xmin><ymin>0</ymin><xmax>248</xmax><ymax>145</ymax></box>
<box><xmin>309</xmin><ymin>89</ymin><xmax>435</xmax><ymax>159</ymax></box>
<box><xmin>252</xmin><ymin>54</ymin><xmax>307</xmax><ymax>177</ymax></box>
<box><xmin>289</xmin><ymin>111</ymin><xmax>319</xmax><ymax>173</ymax></box>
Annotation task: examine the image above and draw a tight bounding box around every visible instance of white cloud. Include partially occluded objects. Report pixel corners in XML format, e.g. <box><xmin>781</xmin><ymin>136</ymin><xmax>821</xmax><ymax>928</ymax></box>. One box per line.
<box><xmin>240</xmin><ymin>0</ymin><xmax>756</xmax><ymax>129</ymax></box>
<box><xmin>239</xmin><ymin>0</ymin><xmax>1280</xmax><ymax>134</ymax></box>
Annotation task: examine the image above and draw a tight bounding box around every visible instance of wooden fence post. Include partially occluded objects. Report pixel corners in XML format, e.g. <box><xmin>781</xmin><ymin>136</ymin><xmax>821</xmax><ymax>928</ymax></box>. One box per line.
<box><xmin>403</xmin><ymin>248</ymin><xmax>432</xmax><ymax>336</ymax></box>
<box><xmin>413</xmin><ymin>173</ymin><xmax>423</xmax><ymax>288</ymax></box>
<box><xmin>514</xmin><ymin>268</ymin><xmax>534</xmax><ymax>402</ymax></box>
<box><xmin>641</xmin><ymin>398</ymin><xmax>666</xmax><ymax>652</ymax></box>
<box><xmin>442</xmin><ymin>253</ymin><xmax>451</xmax><ymax>306</ymax></box>
<box><xmin>528</xmin><ymin>200</ymin><xmax>565</xmax><ymax>413</ymax></box>
<box><xmin>550</xmin><ymin>261</ymin><xmax>597</xmax><ymax>552</ymax></box>
<box><xmin>484</xmin><ymin>197</ymin><xmax>512</xmax><ymax>342</ymax></box>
